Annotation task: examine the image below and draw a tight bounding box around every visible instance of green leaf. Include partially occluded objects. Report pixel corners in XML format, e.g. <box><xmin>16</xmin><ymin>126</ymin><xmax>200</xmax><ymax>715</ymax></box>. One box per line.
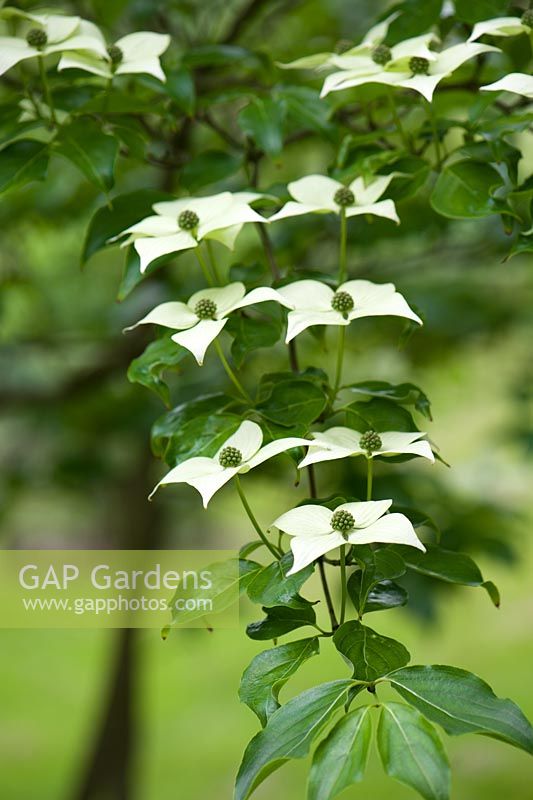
<box><xmin>346</xmin><ymin>398</ymin><xmax>418</xmax><ymax>433</ymax></box>
<box><xmin>387</xmin><ymin>665</ymin><xmax>533</xmax><ymax>754</ymax></box>
<box><xmin>127</xmin><ymin>335</ymin><xmax>188</xmax><ymax>405</ymax></box>
<box><xmin>151</xmin><ymin>393</ymin><xmax>240</xmax><ymax>464</ymax></box>
<box><xmin>82</xmin><ymin>189</ymin><xmax>170</xmax><ymax>264</ymax></box>
<box><xmin>364</xmin><ymin>580</ymin><xmax>408</xmax><ymax>613</ymax></box>
<box><xmin>183</xmin><ymin>44</ymin><xmax>264</xmax><ymax>69</ymax></box>
<box><xmin>378</xmin><ymin>703</ymin><xmax>450</xmax><ymax>800</ymax></box>
<box><xmin>56</xmin><ymin>118</ymin><xmax>119</xmax><ymax>192</ymax></box>
<box><xmin>258</xmin><ymin>379</ymin><xmax>328</xmax><ymax>428</ymax></box>
<box><xmin>333</xmin><ymin>620</ymin><xmax>410</xmax><ymax>682</ymax></box>
<box><xmin>386</xmin><ymin>1</ymin><xmax>443</xmax><ymax>44</ymax></box>
<box><xmin>165</xmin><ymin>68</ymin><xmax>196</xmax><ymax>115</ymax></box>
<box><xmin>275</xmin><ymin>85</ymin><xmax>333</xmax><ymax>138</ymax></box>
<box><xmin>348</xmin><ymin>546</ymin><xmax>406</xmax><ymax>616</ymax></box>
<box><xmin>246</xmin><ymin>552</ymin><xmax>315</xmax><ymax>609</ymax></box>
<box><xmin>227</xmin><ymin>314</ymin><xmax>282</xmax><ymax>368</ymax></box>
<box><xmin>345</xmin><ymin>381</ymin><xmax>432</xmax><ymax>420</ymax></box>
<box><xmin>308</xmin><ymin>706</ymin><xmax>372</xmax><ymax>800</ymax></box>
<box><xmin>180</xmin><ymin>149</ymin><xmax>243</xmax><ymax>192</ymax></box>
<box><xmin>430</xmin><ymin>161</ymin><xmax>504</xmax><ymax>219</ymax></box>
<box><xmin>239</xmin><ymin>637</ymin><xmax>320</xmax><ymax>726</ymax></box>
<box><xmin>454</xmin><ymin>0</ymin><xmax>508</xmax><ymax>24</ymax></box>
<box><xmin>246</xmin><ymin>605</ymin><xmax>317</xmax><ymax>640</ymax></box>
<box><xmin>238</xmin><ymin>97</ymin><xmax>285</xmax><ymax>156</ymax></box>
<box><xmin>234</xmin><ymin>679</ymin><xmax>354</xmax><ymax>800</ymax></box>
<box><xmin>0</xmin><ymin>140</ymin><xmax>48</xmax><ymax>193</ymax></box>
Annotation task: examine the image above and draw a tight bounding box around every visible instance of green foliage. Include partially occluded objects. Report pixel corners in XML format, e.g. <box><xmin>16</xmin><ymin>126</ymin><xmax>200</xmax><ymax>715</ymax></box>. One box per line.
<box><xmin>55</xmin><ymin>118</ymin><xmax>119</xmax><ymax>192</ymax></box>
<box><xmin>0</xmin><ymin>140</ymin><xmax>48</xmax><ymax>192</ymax></box>
<box><xmin>333</xmin><ymin>620</ymin><xmax>410</xmax><ymax>681</ymax></box>
<box><xmin>127</xmin><ymin>335</ymin><xmax>188</xmax><ymax>405</ymax></box>
<box><xmin>246</xmin><ymin>604</ymin><xmax>317</xmax><ymax>640</ymax></box>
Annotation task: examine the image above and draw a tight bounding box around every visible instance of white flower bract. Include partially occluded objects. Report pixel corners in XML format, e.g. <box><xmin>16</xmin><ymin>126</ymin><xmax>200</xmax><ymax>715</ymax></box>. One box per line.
<box><xmin>298</xmin><ymin>427</ymin><xmax>434</xmax><ymax>469</ymax></box>
<box><xmin>58</xmin><ymin>31</ymin><xmax>170</xmax><ymax>82</ymax></box>
<box><xmin>149</xmin><ymin>420</ymin><xmax>312</xmax><ymax>507</ymax></box>
<box><xmin>273</xmin><ymin>499</ymin><xmax>425</xmax><ymax>574</ymax></box>
<box><xmin>481</xmin><ymin>73</ymin><xmax>533</xmax><ymax>99</ymax></box>
<box><xmin>468</xmin><ymin>16</ymin><xmax>532</xmax><ymax>42</ymax></box>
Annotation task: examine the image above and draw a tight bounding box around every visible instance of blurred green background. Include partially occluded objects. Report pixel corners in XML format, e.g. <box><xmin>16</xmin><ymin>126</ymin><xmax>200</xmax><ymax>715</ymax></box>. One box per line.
<box><xmin>1</xmin><ymin>0</ymin><xmax>533</xmax><ymax>798</ymax></box>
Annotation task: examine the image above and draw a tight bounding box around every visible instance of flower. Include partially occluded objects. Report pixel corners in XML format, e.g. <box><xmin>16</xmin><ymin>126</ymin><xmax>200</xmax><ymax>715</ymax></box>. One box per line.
<box><xmin>124</xmin><ymin>282</ymin><xmax>291</xmax><ymax>365</ymax></box>
<box><xmin>320</xmin><ymin>33</ymin><xmax>438</xmax><ymax>97</ymax></box>
<box><xmin>149</xmin><ymin>421</ymin><xmax>312</xmax><ymax>507</ymax></box>
<box><xmin>268</xmin><ymin>174</ymin><xmax>399</xmax><ymax>225</ymax></box>
<box><xmin>298</xmin><ymin>426</ymin><xmax>434</xmax><ymax>469</ymax></box>
<box><xmin>481</xmin><ymin>73</ymin><xmax>533</xmax><ymax>99</ymax></box>
<box><xmin>116</xmin><ymin>191</ymin><xmax>268</xmax><ymax>273</ymax></box>
<box><xmin>0</xmin><ymin>9</ymin><xmax>107</xmax><ymax>76</ymax></box>
<box><xmin>321</xmin><ymin>42</ymin><xmax>498</xmax><ymax>102</ymax></box>
<box><xmin>468</xmin><ymin>14</ymin><xmax>533</xmax><ymax>42</ymax></box>
<box><xmin>58</xmin><ymin>31</ymin><xmax>170</xmax><ymax>82</ymax></box>
<box><xmin>273</xmin><ymin>499</ymin><xmax>425</xmax><ymax>574</ymax></box>
<box><xmin>276</xmin><ymin>279</ymin><xmax>422</xmax><ymax>342</ymax></box>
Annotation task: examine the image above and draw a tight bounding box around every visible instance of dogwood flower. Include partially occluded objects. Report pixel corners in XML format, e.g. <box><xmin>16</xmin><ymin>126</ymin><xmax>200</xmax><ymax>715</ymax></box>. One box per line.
<box><xmin>273</xmin><ymin>500</ymin><xmax>425</xmax><ymax>574</ymax></box>
<box><xmin>124</xmin><ymin>282</ymin><xmax>291</xmax><ymax>365</ymax></box>
<box><xmin>268</xmin><ymin>174</ymin><xmax>399</xmax><ymax>225</ymax></box>
<box><xmin>469</xmin><ymin>12</ymin><xmax>533</xmax><ymax>42</ymax></box>
<box><xmin>149</xmin><ymin>421</ymin><xmax>312</xmax><ymax>507</ymax></box>
<box><xmin>0</xmin><ymin>10</ymin><xmax>106</xmax><ymax>76</ymax></box>
<box><xmin>116</xmin><ymin>192</ymin><xmax>268</xmax><ymax>273</ymax></box>
<box><xmin>298</xmin><ymin>427</ymin><xmax>434</xmax><ymax>469</ymax></box>
<box><xmin>58</xmin><ymin>31</ymin><xmax>170</xmax><ymax>82</ymax></box>
<box><xmin>481</xmin><ymin>73</ymin><xmax>533</xmax><ymax>99</ymax></box>
<box><xmin>321</xmin><ymin>42</ymin><xmax>498</xmax><ymax>102</ymax></box>
<box><xmin>276</xmin><ymin>279</ymin><xmax>422</xmax><ymax>342</ymax></box>
<box><xmin>277</xmin><ymin>14</ymin><xmax>397</xmax><ymax>71</ymax></box>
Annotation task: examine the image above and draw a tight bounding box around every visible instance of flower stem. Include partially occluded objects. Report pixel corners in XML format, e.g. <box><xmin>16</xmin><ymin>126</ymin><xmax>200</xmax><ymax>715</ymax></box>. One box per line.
<box><xmin>339</xmin><ymin>544</ymin><xmax>347</xmax><ymax>625</ymax></box>
<box><xmin>333</xmin><ymin>325</ymin><xmax>346</xmax><ymax>396</ymax></box>
<box><xmin>367</xmin><ymin>457</ymin><xmax>373</xmax><ymax>501</ymax></box>
<box><xmin>338</xmin><ymin>208</ymin><xmax>347</xmax><ymax>284</ymax></box>
<box><xmin>213</xmin><ymin>339</ymin><xmax>252</xmax><ymax>403</ymax></box>
<box><xmin>235</xmin><ymin>476</ymin><xmax>280</xmax><ymax>558</ymax></box>
<box><xmin>195</xmin><ymin>248</ymin><xmax>215</xmax><ymax>286</ymax></box>
<box><xmin>426</xmin><ymin>99</ymin><xmax>442</xmax><ymax>168</ymax></box>
<box><xmin>307</xmin><ymin>463</ymin><xmax>339</xmax><ymax>631</ymax></box>
<box><xmin>38</xmin><ymin>56</ymin><xmax>57</xmax><ymax>126</ymax></box>
<box><xmin>206</xmin><ymin>240</ymin><xmax>223</xmax><ymax>284</ymax></box>
<box><xmin>387</xmin><ymin>91</ymin><xmax>409</xmax><ymax>151</ymax></box>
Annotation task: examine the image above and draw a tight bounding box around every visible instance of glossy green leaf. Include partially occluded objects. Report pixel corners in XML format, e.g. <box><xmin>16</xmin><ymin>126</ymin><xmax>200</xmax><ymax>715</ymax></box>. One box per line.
<box><xmin>308</xmin><ymin>705</ymin><xmax>372</xmax><ymax>800</ymax></box>
<box><xmin>238</xmin><ymin>97</ymin><xmax>285</xmax><ymax>156</ymax></box>
<box><xmin>333</xmin><ymin>620</ymin><xmax>410</xmax><ymax>681</ymax></box>
<box><xmin>127</xmin><ymin>335</ymin><xmax>188</xmax><ymax>406</ymax></box>
<box><xmin>345</xmin><ymin>381</ymin><xmax>432</xmax><ymax>420</ymax></box>
<box><xmin>180</xmin><ymin>149</ymin><xmax>243</xmax><ymax>192</ymax></box>
<box><xmin>454</xmin><ymin>0</ymin><xmax>508</xmax><ymax>23</ymax></box>
<box><xmin>364</xmin><ymin>579</ymin><xmax>408</xmax><ymax>613</ymax></box>
<box><xmin>246</xmin><ymin>552</ymin><xmax>315</xmax><ymax>609</ymax></box>
<box><xmin>0</xmin><ymin>140</ymin><xmax>48</xmax><ymax>193</ymax></box>
<box><xmin>246</xmin><ymin>604</ymin><xmax>317</xmax><ymax>640</ymax></box>
<box><xmin>276</xmin><ymin>85</ymin><xmax>333</xmax><ymax>138</ymax></box>
<box><xmin>387</xmin><ymin>0</ymin><xmax>443</xmax><ymax>44</ymax></box>
<box><xmin>235</xmin><ymin>680</ymin><xmax>354</xmax><ymax>800</ymax></box>
<box><xmin>227</xmin><ymin>314</ymin><xmax>283</xmax><ymax>368</ymax></box>
<box><xmin>258</xmin><ymin>379</ymin><xmax>328</xmax><ymax>428</ymax></box>
<box><xmin>378</xmin><ymin>703</ymin><xmax>450</xmax><ymax>800</ymax></box>
<box><xmin>165</xmin><ymin>68</ymin><xmax>196</xmax><ymax>115</ymax></box>
<box><xmin>56</xmin><ymin>118</ymin><xmax>119</xmax><ymax>192</ymax></box>
<box><xmin>387</xmin><ymin>665</ymin><xmax>533</xmax><ymax>754</ymax></box>
<box><xmin>430</xmin><ymin>161</ymin><xmax>504</xmax><ymax>219</ymax></box>
<box><xmin>346</xmin><ymin>398</ymin><xmax>419</xmax><ymax>433</ymax></box>
<box><xmin>239</xmin><ymin>637</ymin><xmax>320</xmax><ymax>726</ymax></box>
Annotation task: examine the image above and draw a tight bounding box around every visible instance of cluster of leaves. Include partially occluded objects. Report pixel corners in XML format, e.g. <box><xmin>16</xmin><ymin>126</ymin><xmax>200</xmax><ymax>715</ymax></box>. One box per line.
<box><xmin>2</xmin><ymin>0</ymin><xmax>533</xmax><ymax>798</ymax></box>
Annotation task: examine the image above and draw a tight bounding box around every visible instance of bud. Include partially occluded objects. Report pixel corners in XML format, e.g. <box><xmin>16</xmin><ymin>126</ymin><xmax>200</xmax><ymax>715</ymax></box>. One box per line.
<box><xmin>195</xmin><ymin>298</ymin><xmax>217</xmax><ymax>319</ymax></box>
<box><xmin>331</xmin><ymin>509</ymin><xmax>355</xmax><ymax>534</ymax></box>
<box><xmin>219</xmin><ymin>446</ymin><xmax>243</xmax><ymax>468</ymax></box>
<box><xmin>359</xmin><ymin>429</ymin><xmax>382</xmax><ymax>453</ymax></box>
<box><xmin>334</xmin><ymin>187</ymin><xmax>355</xmax><ymax>207</ymax></box>
<box><xmin>331</xmin><ymin>291</ymin><xmax>354</xmax><ymax>318</ymax></box>
<box><xmin>372</xmin><ymin>44</ymin><xmax>392</xmax><ymax>66</ymax></box>
<box><xmin>178</xmin><ymin>209</ymin><xmax>200</xmax><ymax>231</ymax></box>
<box><xmin>409</xmin><ymin>56</ymin><xmax>430</xmax><ymax>75</ymax></box>
<box><xmin>107</xmin><ymin>45</ymin><xmax>124</xmax><ymax>65</ymax></box>
<box><xmin>522</xmin><ymin>9</ymin><xmax>533</xmax><ymax>28</ymax></box>
<box><xmin>26</xmin><ymin>28</ymin><xmax>48</xmax><ymax>49</ymax></box>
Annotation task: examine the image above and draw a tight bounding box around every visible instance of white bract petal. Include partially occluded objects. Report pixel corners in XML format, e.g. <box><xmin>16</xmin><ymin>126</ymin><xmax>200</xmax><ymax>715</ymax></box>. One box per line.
<box><xmin>273</xmin><ymin>504</ymin><xmax>334</xmax><ymax>536</ymax></box>
<box><xmin>172</xmin><ymin>319</ymin><xmax>228</xmax><ymax>365</ymax></box>
<box><xmin>288</xmin><ymin>532</ymin><xmax>346</xmax><ymax>574</ymax></box>
<box><xmin>135</xmin><ymin>232</ymin><xmax>197</xmax><ymax>273</ymax></box>
<box><xmin>216</xmin><ymin>421</ymin><xmax>263</xmax><ymax>463</ymax></box>
<box><xmin>277</xmin><ymin>280</ymin><xmax>335</xmax><ymax>310</ymax></box>
<box><xmin>226</xmin><ymin>286</ymin><xmax>295</xmax><ymax>314</ymax></box>
<box><xmin>349</xmin><ymin>174</ymin><xmax>394</xmax><ymax>205</ymax></box>
<box><xmin>288</xmin><ymin>175</ymin><xmax>341</xmax><ymax>207</ymax></box>
<box><xmin>188</xmin><ymin>283</ymin><xmax>246</xmax><ymax>317</ymax></box>
<box><xmin>124</xmin><ymin>301</ymin><xmax>197</xmax><ymax>332</ymax></box>
<box><xmin>285</xmin><ymin>309</ymin><xmax>349</xmax><ymax>342</ymax></box>
<box><xmin>469</xmin><ymin>16</ymin><xmax>527</xmax><ymax>42</ymax></box>
<box><xmin>345</xmin><ymin>199</ymin><xmax>399</xmax><ymax>223</ymax></box>
<box><xmin>341</xmin><ymin>279</ymin><xmax>422</xmax><ymax>325</ymax></box>
<box><xmin>247</xmin><ymin>437</ymin><xmax>312</xmax><ymax>470</ymax></box>
<box><xmin>347</xmin><ymin>512</ymin><xmax>426</xmax><ymax>551</ymax></box>
<box><xmin>149</xmin><ymin>457</ymin><xmax>238</xmax><ymax>508</ymax></box>
<box><xmin>481</xmin><ymin>73</ymin><xmax>533</xmax><ymax>99</ymax></box>
<box><xmin>339</xmin><ymin>499</ymin><xmax>392</xmax><ymax>527</ymax></box>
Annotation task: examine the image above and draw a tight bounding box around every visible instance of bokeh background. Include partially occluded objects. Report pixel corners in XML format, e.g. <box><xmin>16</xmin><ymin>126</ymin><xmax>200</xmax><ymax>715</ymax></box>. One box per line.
<box><xmin>1</xmin><ymin>0</ymin><xmax>532</xmax><ymax>798</ymax></box>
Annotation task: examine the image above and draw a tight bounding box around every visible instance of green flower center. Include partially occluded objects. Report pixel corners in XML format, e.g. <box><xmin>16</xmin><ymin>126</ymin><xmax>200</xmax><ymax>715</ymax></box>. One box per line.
<box><xmin>359</xmin><ymin>429</ymin><xmax>382</xmax><ymax>453</ymax></box>
<box><xmin>331</xmin><ymin>291</ymin><xmax>354</xmax><ymax>318</ymax></box>
<box><xmin>178</xmin><ymin>209</ymin><xmax>199</xmax><ymax>231</ymax></box>
<box><xmin>219</xmin><ymin>446</ymin><xmax>243</xmax><ymax>468</ymax></box>
<box><xmin>107</xmin><ymin>45</ymin><xmax>124</xmax><ymax>65</ymax></box>
<box><xmin>334</xmin><ymin>187</ymin><xmax>355</xmax><ymax>207</ymax></box>
<box><xmin>26</xmin><ymin>28</ymin><xmax>48</xmax><ymax>49</ymax></box>
<box><xmin>409</xmin><ymin>56</ymin><xmax>430</xmax><ymax>75</ymax></box>
<box><xmin>372</xmin><ymin>44</ymin><xmax>392</xmax><ymax>66</ymax></box>
<box><xmin>522</xmin><ymin>9</ymin><xmax>533</xmax><ymax>28</ymax></box>
<box><xmin>194</xmin><ymin>298</ymin><xmax>217</xmax><ymax>319</ymax></box>
<box><xmin>331</xmin><ymin>510</ymin><xmax>355</xmax><ymax>535</ymax></box>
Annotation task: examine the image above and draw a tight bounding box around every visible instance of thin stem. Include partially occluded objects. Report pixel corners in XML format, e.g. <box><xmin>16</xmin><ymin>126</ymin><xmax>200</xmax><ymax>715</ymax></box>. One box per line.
<box><xmin>103</xmin><ymin>76</ymin><xmax>113</xmax><ymax>113</ymax></box>
<box><xmin>338</xmin><ymin>208</ymin><xmax>347</xmax><ymax>284</ymax></box>
<box><xmin>367</xmin><ymin>457</ymin><xmax>373</xmax><ymax>501</ymax></box>
<box><xmin>255</xmin><ymin>222</ymin><xmax>281</xmax><ymax>281</ymax></box>
<box><xmin>235</xmin><ymin>476</ymin><xmax>280</xmax><ymax>558</ymax></box>
<box><xmin>333</xmin><ymin>325</ymin><xmax>346</xmax><ymax>396</ymax></box>
<box><xmin>339</xmin><ymin>545</ymin><xmax>347</xmax><ymax>625</ymax></box>
<box><xmin>426</xmin><ymin>99</ymin><xmax>442</xmax><ymax>168</ymax></box>
<box><xmin>206</xmin><ymin>240</ymin><xmax>223</xmax><ymax>284</ymax></box>
<box><xmin>38</xmin><ymin>56</ymin><xmax>56</xmax><ymax>126</ymax></box>
<box><xmin>307</xmin><ymin>463</ymin><xmax>338</xmax><ymax>631</ymax></box>
<box><xmin>387</xmin><ymin>90</ymin><xmax>409</xmax><ymax>150</ymax></box>
<box><xmin>214</xmin><ymin>339</ymin><xmax>252</xmax><ymax>403</ymax></box>
<box><xmin>195</xmin><ymin>248</ymin><xmax>215</xmax><ymax>286</ymax></box>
